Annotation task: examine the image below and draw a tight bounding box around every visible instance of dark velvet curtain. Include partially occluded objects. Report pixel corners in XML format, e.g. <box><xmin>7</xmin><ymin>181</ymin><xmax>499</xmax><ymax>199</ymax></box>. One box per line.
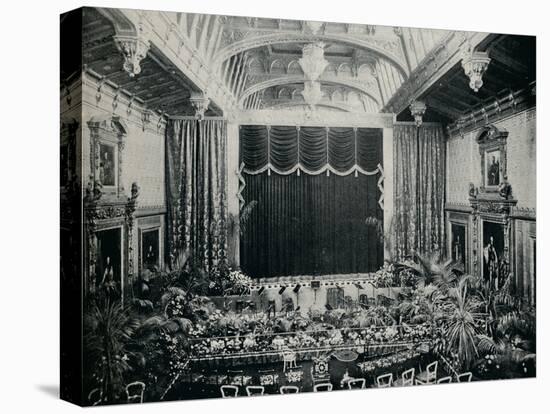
<box><xmin>165</xmin><ymin>119</ymin><xmax>228</xmax><ymax>272</ymax></box>
<box><xmin>240</xmin><ymin>126</ymin><xmax>383</xmax><ymax>278</ymax></box>
<box><xmin>240</xmin><ymin>125</ymin><xmax>383</xmax><ymax>175</ymax></box>
<box><xmin>393</xmin><ymin>124</ymin><xmax>446</xmax><ymax>260</ymax></box>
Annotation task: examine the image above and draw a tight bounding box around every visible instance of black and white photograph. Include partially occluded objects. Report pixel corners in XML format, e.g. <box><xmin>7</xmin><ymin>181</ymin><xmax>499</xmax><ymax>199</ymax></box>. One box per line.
<box><xmin>4</xmin><ymin>1</ymin><xmax>548</xmax><ymax>413</ymax></box>
<box><xmin>56</xmin><ymin>4</ymin><xmax>539</xmax><ymax>407</ymax></box>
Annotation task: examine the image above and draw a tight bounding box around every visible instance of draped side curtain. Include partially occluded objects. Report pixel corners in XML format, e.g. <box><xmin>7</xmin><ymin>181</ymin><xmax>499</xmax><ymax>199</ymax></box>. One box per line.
<box><xmin>240</xmin><ymin>125</ymin><xmax>383</xmax><ymax>278</ymax></box>
<box><xmin>393</xmin><ymin>124</ymin><xmax>446</xmax><ymax>260</ymax></box>
<box><xmin>165</xmin><ymin>119</ymin><xmax>228</xmax><ymax>272</ymax></box>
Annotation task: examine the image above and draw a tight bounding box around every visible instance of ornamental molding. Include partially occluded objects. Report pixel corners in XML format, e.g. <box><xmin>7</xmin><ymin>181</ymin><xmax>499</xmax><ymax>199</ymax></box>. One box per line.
<box><xmin>82</xmin><ymin>70</ymin><xmax>167</xmax><ymax>132</ymax></box>
<box><xmin>240</xmin><ymin>74</ymin><xmax>381</xmax><ymax>107</ymax></box>
<box><xmin>445</xmin><ymin>203</ymin><xmax>472</xmax><ymax>213</ymax></box>
<box><xmin>214</xmin><ymin>32</ymin><xmax>407</xmax><ymax>79</ymax></box>
<box><xmin>236</xmin><ymin>109</ymin><xmax>394</xmax><ymax>128</ymax></box>
<box><xmin>510</xmin><ymin>207</ymin><xmax>536</xmax><ymax>221</ymax></box>
<box><xmin>447</xmin><ymin>82</ymin><xmax>535</xmax><ymax>138</ymax></box>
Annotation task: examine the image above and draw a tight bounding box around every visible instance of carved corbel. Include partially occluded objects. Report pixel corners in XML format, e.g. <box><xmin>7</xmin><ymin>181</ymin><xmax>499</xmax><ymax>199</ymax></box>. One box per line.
<box><xmin>112</xmin><ymin>88</ymin><xmax>121</xmax><ymax>112</ymax></box>
<box><xmin>141</xmin><ymin>109</ymin><xmax>152</xmax><ymax>131</ymax></box>
<box><xmin>409</xmin><ymin>100</ymin><xmax>427</xmax><ymax>127</ymax></box>
<box><xmin>189</xmin><ymin>92</ymin><xmax>210</xmax><ymax>120</ymax></box>
<box><xmin>113</xmin><ymin>34</ymin><xmax>150</xmax><ymax>77</ymax></box>
<box><xmin>157</xmin><ymin>112</ymin><xmax>166</xmax><ymax>133</ymax></box>
<box><xmin>96</xmin><ymin>77</ymin><xmax>106</xmax><ymax>104</ymax></box>
<box><xmin>461</xmin><ymin>45</ymin><xmax>491</xmax><ymax>92</ymax></box>
<box><xmin>127</xmin><ymin>95</ymin><xmax>135</xmax><ymax>116</ymax></box>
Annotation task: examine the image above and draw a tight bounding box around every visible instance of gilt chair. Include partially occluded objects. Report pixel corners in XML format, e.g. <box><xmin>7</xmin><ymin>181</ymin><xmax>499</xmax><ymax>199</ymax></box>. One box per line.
<box><xmin>394</xmin><ymin>368</ymin><xmax>415</xmax><ymax>387</ymax></box>
<box><xmin>437</xmin><ymin>376</ymin><xmax>452</xmax><ymax>384</ymax></box>
<box><xmin>246</xmin><ymin>386</ymin><xmax>265</xmax><ymax>396</ymax></box>
<box><xmin>87</xmin><ymin>388</ymin><xmax>103</xmax><ymax>406</ymax></box>
<box><xmin>282</xmin><ymin>348</ymin><xmax>298</xmax><ymax>371</ymax></box>
<box><xmin>347</xmin><ymin>378</ymin><xmax>366</xmax><ymax>390</ymax></box>
<box><xmin>125</xmin><ymin>381</ymin><xmax>145</xmax><ymax>404</ymax></box>
<box><xmin>314</xmin><ymin>383</ymin><xmax>333</xmax><ymax>392</ymax></box>
<box><xmin>220</xmin><ymin>385</ymin><xmax>239</xmax><ymax>398</ymax></box>
<box><xmin>376</xmin><ymin>373</ymin><xmax>393</xmax><ymax>388</ymax></box>
<box><xmin>280</xmin><ymin>385</ymin><xmax>300</xmax><ymax>394</ymax></box>
<box><xmin>457</xmin><ymin>372</ymin><xmax>472</xmax><ymax>382</ymax></box>
<box><xmin>415</xmin><ymin>361</ymin><xmax>438</xmax><ymax>385</ymax></box>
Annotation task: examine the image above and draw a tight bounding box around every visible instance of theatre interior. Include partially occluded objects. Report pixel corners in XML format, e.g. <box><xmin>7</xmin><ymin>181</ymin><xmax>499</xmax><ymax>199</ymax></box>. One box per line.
<box><xmin>60</xmin><ymin>7</ymin><xmax>536</xmax><ymax>405</ymax></box>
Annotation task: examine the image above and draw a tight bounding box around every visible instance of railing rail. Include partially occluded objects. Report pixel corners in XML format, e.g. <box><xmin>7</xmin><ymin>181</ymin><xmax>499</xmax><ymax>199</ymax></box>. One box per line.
<box><xmin>188</xmin><ymin>323</ymin><xmax>434</xmax><ymax>360</ymax></box>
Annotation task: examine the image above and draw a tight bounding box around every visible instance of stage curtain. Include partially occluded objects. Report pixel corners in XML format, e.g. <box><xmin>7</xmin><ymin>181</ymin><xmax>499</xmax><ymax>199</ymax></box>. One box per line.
<box><xmin>240</xmin><ymin>126</ymin><xmax>383</xmax><ymax>278</ymax></box>
<box><xmin>240</xmin><ymin>125</ymin><xmax>383</xmax><ymax>176</ymax></box>
<box><xmin>393</xmin><ymin>124</ymin><xmax>446</xmax><ymax>260</ymax></box>
<box><xmin>165</xmin><ymin>119</ymin><xmax>228</xmax><ymax>272</ymax></box>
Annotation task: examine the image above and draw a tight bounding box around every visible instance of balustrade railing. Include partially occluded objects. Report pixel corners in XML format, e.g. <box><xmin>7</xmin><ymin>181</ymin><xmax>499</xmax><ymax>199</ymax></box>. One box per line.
<box><xmin>188</xmin><ymin>323</ymin><xmax>434</xmax><ymax>360</ymax></box>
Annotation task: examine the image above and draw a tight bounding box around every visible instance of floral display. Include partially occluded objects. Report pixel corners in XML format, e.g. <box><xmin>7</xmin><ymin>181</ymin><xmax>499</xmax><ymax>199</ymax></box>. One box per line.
<box><xmin>188</xmin><ymin>323</ymin><xmax>433</xmax><ymax>358</ymax></box>
<box><xmin>372</xmin><ymin>262</ymin><xmax>399</xmax><ymax>288</ymax></box>
<box><xmin>285</xmin><ymin>369</ymin><xmax>303</xmax><ymax>383</ymax></box>
<box><xmin>357</xmin><ymin>349</ymin><xmax>421</xmax><ymax>373</ymax></box>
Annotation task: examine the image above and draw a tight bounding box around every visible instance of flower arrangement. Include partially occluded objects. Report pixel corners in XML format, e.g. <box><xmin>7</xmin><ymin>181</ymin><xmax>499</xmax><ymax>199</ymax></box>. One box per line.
<box><xmin>399</xmin><ymin>268</ymin><xmax>418</xmax><ymax>288</ymax></box>
<box><xmin>373</xmin><ymin>262</ymin><xmax>399</xmax><ymax>288</ymax></box>
<box><xmin>187</xmin><ymin>323</ymin><xmax>433</xmax><ymax>357</ymax></box>
<box><xmin>357</xmin><ymin>349</ymin><xmax>421</xmax><ymax>373</ymax></box>
<box><xmin>224</xmin><ymin>269</ymin><xmax>253</xmax><ymax>295</ymax></box>
<box><xmin>207</xmin><ymin>267</ymin><xmax>253</xmax><ymax>296</ymax></box>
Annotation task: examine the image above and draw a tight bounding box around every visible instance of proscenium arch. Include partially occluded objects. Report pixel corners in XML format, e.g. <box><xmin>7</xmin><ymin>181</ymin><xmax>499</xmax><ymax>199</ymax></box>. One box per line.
<box><xmin>264</xmin><ymin>100</ymin><xmax>362</xmax><ymax>113</ymax></box>
<box><xmin>238</xmin><ymin>75</ymin><xmax>382</xmax><ymax>109</ymax></box>
<box><xmin>214</xmin><ymin>32</ymin><xmax>409</xmax><ymax>79</ymax></box>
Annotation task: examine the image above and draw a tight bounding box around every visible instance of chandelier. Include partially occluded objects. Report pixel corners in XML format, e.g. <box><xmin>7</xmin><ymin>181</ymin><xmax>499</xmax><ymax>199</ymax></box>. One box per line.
<box><xmin>461</xmin><ymin>49</ymin><xmax>491</xmax><ymax>93</ymax></box>
<box><xmin>298</xmin><ymin>42</ymin><xmax>328</xmax><ymax>82</ymax></box>
<box><xmin>301</xmin><ymin>81</ymin><xmax>324</xmax><ymax>109</ymax></box>
<box><xmin>299</xmin><ymin>42</ymin><xmax>328</xmax><ymax>109</ymax></box>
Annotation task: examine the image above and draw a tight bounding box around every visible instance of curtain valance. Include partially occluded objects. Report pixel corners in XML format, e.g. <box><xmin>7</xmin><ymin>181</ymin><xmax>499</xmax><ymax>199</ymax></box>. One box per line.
<box><xmin>240</xmin><ymin>125</ymin><xmax>383</xmax><ymax>177</ymax></box>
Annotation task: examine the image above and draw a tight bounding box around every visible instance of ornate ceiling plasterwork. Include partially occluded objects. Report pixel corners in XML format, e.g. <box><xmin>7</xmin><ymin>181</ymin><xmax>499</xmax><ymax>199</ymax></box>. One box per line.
<box><xmin>239</xmin><ymin>74</ymin><xmax>380</xmax><ymax>110</ymax></box>
<box><xmin>214</xmin><ymin>31</ymin><xmax>407</xmax><ymax>77</ymax></box>
<box><xmin>92</xmin><ymin>8</ymin><xmax>466</xmax><ymax>118</ymax></box>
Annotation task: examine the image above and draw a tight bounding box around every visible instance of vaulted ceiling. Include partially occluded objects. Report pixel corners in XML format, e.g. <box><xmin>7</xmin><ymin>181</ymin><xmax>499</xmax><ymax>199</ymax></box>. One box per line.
<box><xmin>211</xmin><ymin>15</ymin><xmax>450</xmax><ymax>112</ymax></box>
<box><xmin>73</xmin><ymin>8</ymin><xmax>534</xmax><ymax>119</ymax></box>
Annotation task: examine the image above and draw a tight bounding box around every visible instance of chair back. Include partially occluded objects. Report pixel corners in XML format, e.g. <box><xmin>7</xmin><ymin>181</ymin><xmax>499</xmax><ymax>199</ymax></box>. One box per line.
<box><xmin>313</xmin><ymin>383</ymin><xmax>333</xmax><ymax>392</ymax></box>
<box><xmin>347</xmin><ymin>378</ymin><xmax>366</xmax><ymax>390</ymax></box>
<box><xmin>246</xmin><ymin>385</ymin><xmax>265</xmax><ymax>396</ymax></box>
<box><xmin>259</xmin><ymin>369</ymin><xmax>279</xmax><ymax>387</ymax></box>
<box><xmin>228</xmin><ymin>370</ymin><xmax>245</xmax><ymax>386</ymax></box>
<box><xmin>125</xmin><ymin>381</ymin><xmax>145</xmax><ymax>404</ymax></box>
<box><xmin>376</xmin><ymin>373</ymin><xmax>393</xmax><ymax>388</ymax></box>
<box><xmin>87</xmin><ymin>388</ymin><xmax>102</xmax><ymax>406</ymax></box>
<box><xmin>437</xmin><ymin>376</ymin><xmax>452</xmax><ymax>384</ymax></box>
<box><xmin>282</xmin><ymin>349</ymin><xmax>296</xmax><ymax>362</ymax></box>
<box><xmin>280</xmin><ymin>385</ymin><xmax>300</xmax><ymax>394</ymax></box>
<box><xmin>221</xmin><ymin>385</ymin><xmax>239</xmax><ymax>398</ymax></box>
<box><xmin>457</xmin><ymin>372</ymin><xmax>472</xmax><ymax>382</ymax></box>
<box><xmin>401</xmin><ymin>368</ymin><xmax>415</xmax><ymax>386</ymax></box>
<box><xmin>426</xmin><ymin>361</ymin><xmax>438</xmax><ymax>382</ymax></box>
